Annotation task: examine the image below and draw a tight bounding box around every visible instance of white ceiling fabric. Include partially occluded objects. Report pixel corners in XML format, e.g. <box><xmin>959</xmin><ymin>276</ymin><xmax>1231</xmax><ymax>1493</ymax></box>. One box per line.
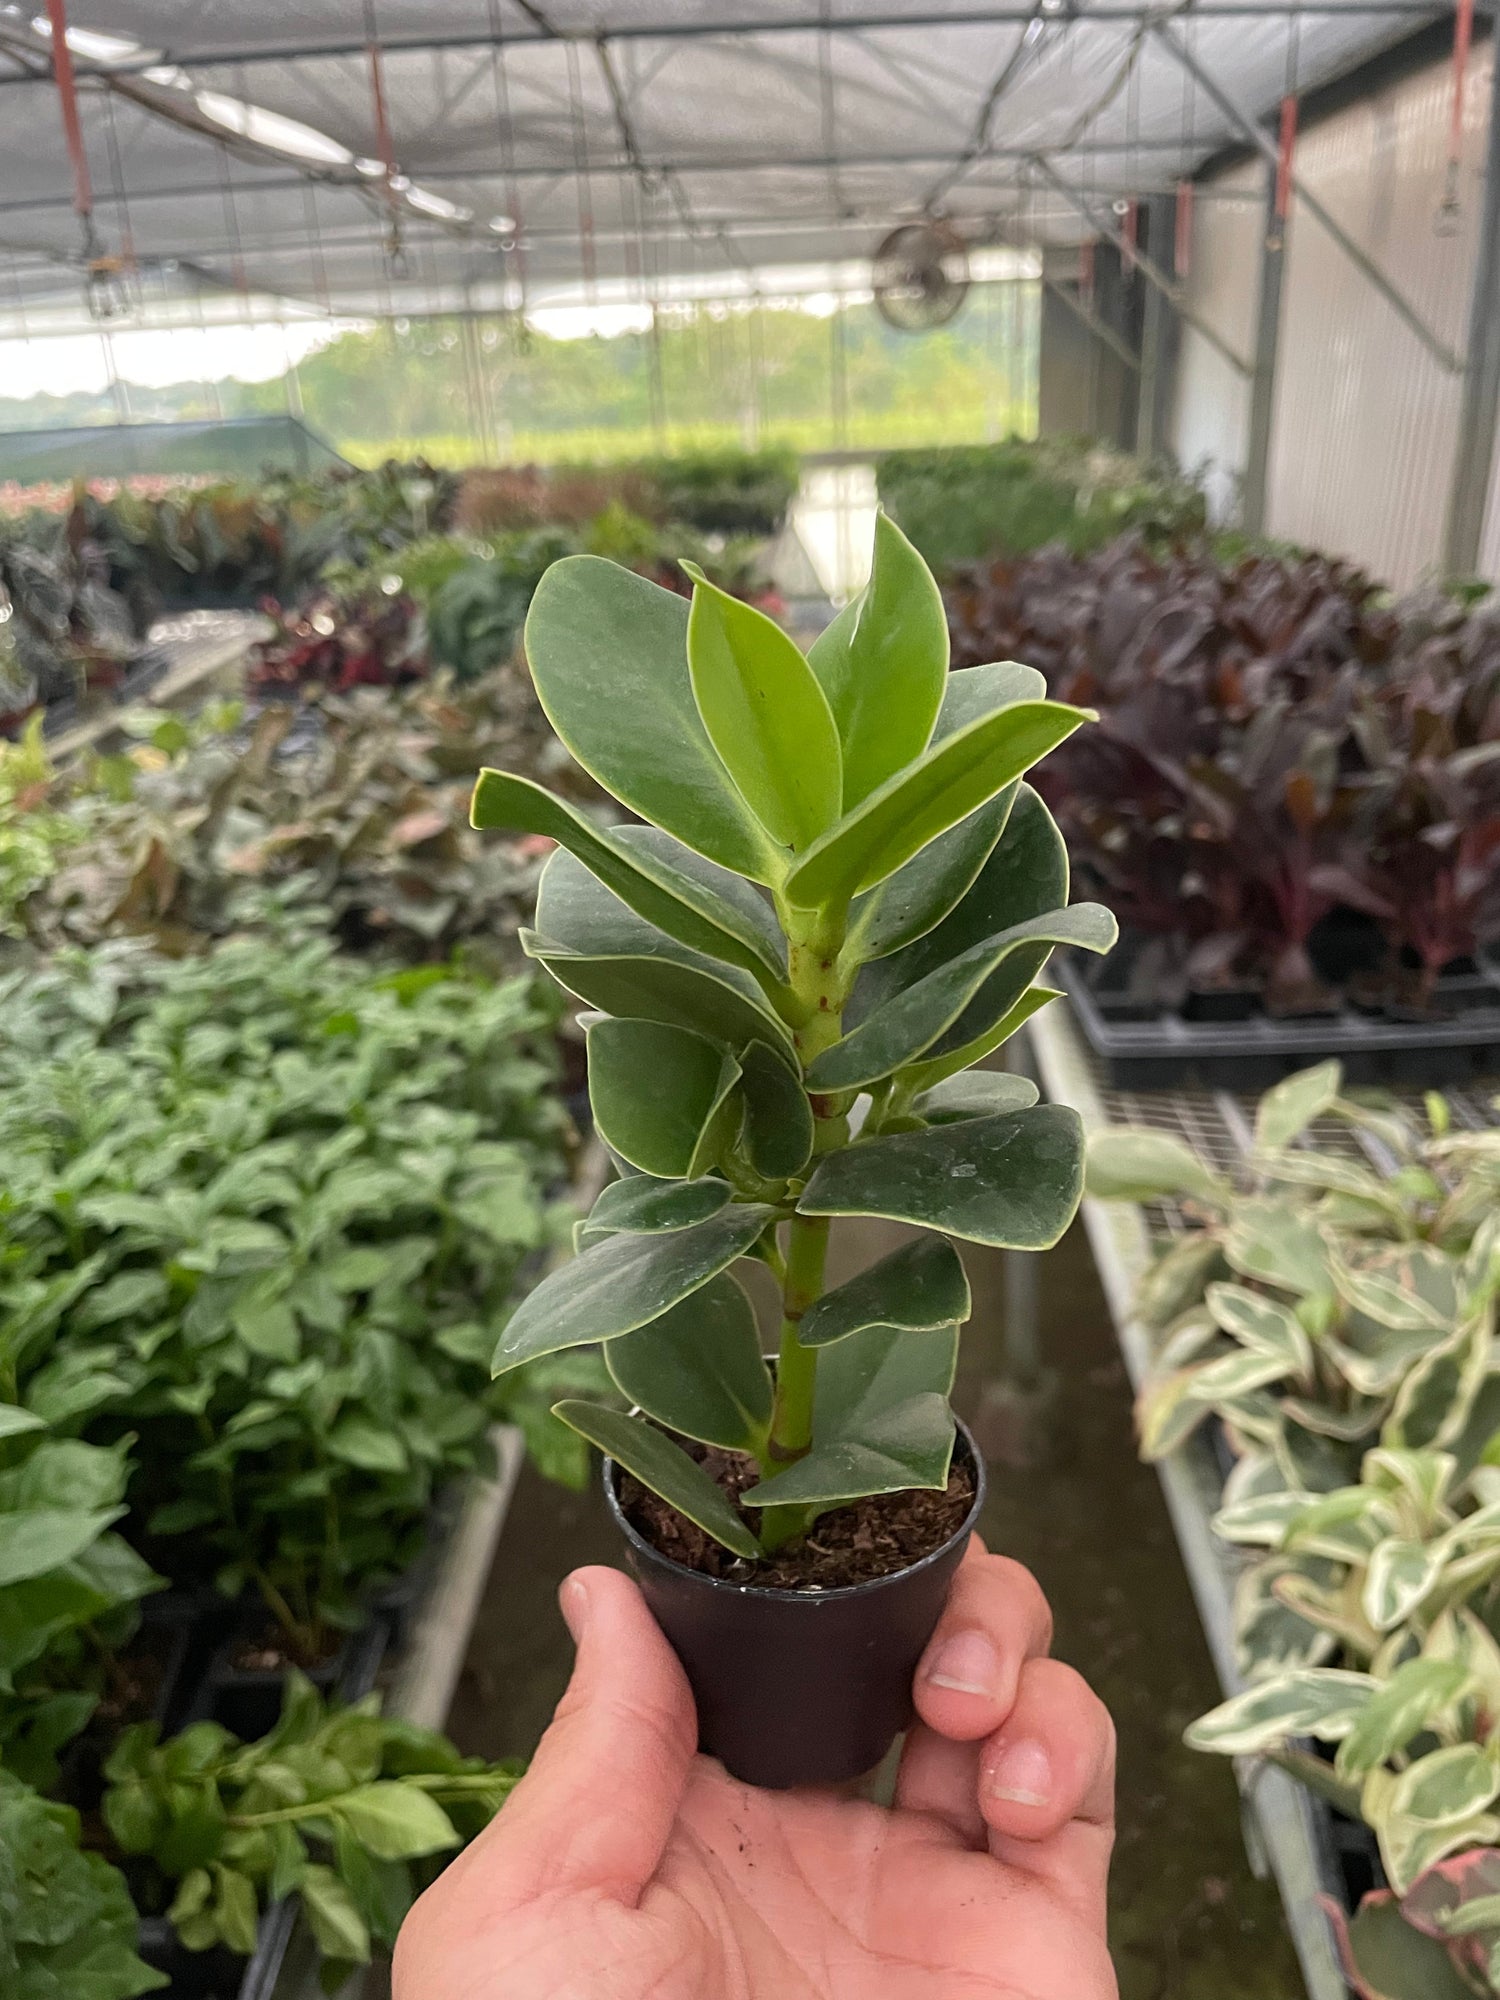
<box><xmin>0</xmin><ymin>0</ymin><xmax>1438</xmax><ymax>324</ymax></box>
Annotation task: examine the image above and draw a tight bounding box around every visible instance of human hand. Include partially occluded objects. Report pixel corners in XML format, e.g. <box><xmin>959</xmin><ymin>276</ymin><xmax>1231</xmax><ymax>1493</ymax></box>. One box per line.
<box><xmin>394</xmin><ymin>1538</ymin><xmax>1117</xmax><ymax>1999</ymax></box>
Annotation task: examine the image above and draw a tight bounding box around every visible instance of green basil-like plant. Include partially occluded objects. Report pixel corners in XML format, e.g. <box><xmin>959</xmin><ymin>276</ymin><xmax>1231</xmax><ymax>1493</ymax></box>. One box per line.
<box><xmin>472</xmin><ymin>518</ymin><xmax>1115</xmax><ymax>1557</ymax></box>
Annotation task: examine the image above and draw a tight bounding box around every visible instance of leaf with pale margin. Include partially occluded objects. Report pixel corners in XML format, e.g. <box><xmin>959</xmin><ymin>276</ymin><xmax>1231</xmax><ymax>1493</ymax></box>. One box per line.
<box><xmin>1254</xmin><ymin>1061</ymin><xmax>1343</xmax><ymax>1150</ymax></box>
<box><xmin>1390</xmin><ymin>1743</ymin><xmax>1500</xmax><ymax>1827</ymax></box>
<box><xmin>524</xmin><ymin>555</ymin><xmax>783</xmax><ymax>881</ymax></box>
<box><xmin>1331</xmin><ymin>1250</ymin><xmax>1451</xmax><ymax>1333</ymax></box>
<box><xmin>1206</xmin><ymin>1283</ymin><xmax>1313</xmax><ymax>1376</ymax></box>
<box><xmin>1335</xmin><ymin>1659</ymin><xmax>1471</xmax><ymax>1777</ymax></box>
<box><xmin>606</xmin><ymin>1271</ymin><xmax>773</xmax><ymax>1454</ymax></box>
<box><xmin>738</xmin><ymin>1040</ymin><xmax>814</xmax><ymax>1179</ymax></box>
<box><xmin>800</xmin><ymin>1236</ymin><xmax>972</xmax><ymax>1348</ymax></box>
<box><xmin>743</xmin><ymin>1323</ymin><xmax>959</xmax><ymax>1507</ymax></box>
<box><xmin>686</xmin><ymin>567</ymin><xmax>842</xmax><ymax>851</ymax></box>
<box><xmin>1225</xmin><ymin>1199</ymin><xmax>1330</xmax><ymax>1299</ymax></box>
<box><xmin>915</xmin><ymin>1070</ymin><xmax>1039</xmax><ymax>1123</ymax></box>
<box><xmin>579</xmin><ymin>1176</ymin><xmax>732</xmax><ymax>1245</ymax></box>
<box><xmin>798</xmin><ymin>1106</ymin><xmax>1084</xmax><ymax>1249</ymax></box>
<box><xmin>472</xmin><ymin>771</ymin><xmax>787</xmax><ymax>986</ymax></box>
<box><xmin>898</xmin><ymin>984</ymin><xmax>1062</xmax><ymax>1095</ymax></box>
<box><xmin>842</xmin><ymin>666</ymin><xmax>1044</xmax><ymax>966</ymax></box>
<box><xmin>1183</xmin><ymin>1669</ymin><xmax>1376</xmax><ymax>1755</ymax></box>
<box><xmin>808</xmin><ymin>902</ymin><xmax>1113</xmax><ymax>1092</ymax></box>
<box><xmin>494</xmin><ymin>1202</ymin><xmax>777</xmax><ymax>1372</ymax></box>
<box><xmin>529</xmin><ymin>848</ymin><xmax>797</xmax><ymax>1061</ymax></box>
<box><xmin>783</xmin><ymin>699</ymin><xmax>1091</xmax><ymax>914</ymax></box>
<box><xmin>1363</xmin><ymin>1539</ymin><xmax>1448</xmax><ymax>1633</ymax></box>
<box><xmin>1085</xmin><ymin>1129</ymin><xmax>1227</xmax><ymax>1204</ymax></box>
<box><xmin>587</xmin><ymin>1018</ymin><xmax>741</xmax><ymax>1179</ymax></box>
<box><xmin>806</xmin><ymin>511</ymin><xmax>948</xmax><ymax>809</ymax></box>
<box><xmin>554</xmin><ymin>1400</ymin><xmax>762</xmax><ymax>1558</ymax></box>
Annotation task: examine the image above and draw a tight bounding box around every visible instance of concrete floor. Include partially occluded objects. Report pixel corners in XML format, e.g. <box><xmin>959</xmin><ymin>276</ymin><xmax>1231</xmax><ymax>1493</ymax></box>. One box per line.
<box><xmin>448</xmin><ymin>1220</ymin><xmax>1303</xmax><ymax>2000</ymax></box>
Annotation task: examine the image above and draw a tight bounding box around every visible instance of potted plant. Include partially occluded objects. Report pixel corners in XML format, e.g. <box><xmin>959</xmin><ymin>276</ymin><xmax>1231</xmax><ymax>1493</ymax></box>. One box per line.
<box><xmin>470</xmin><ymin>515</ymin><xmax>1115</xmax><ymax>1786</ymax></box>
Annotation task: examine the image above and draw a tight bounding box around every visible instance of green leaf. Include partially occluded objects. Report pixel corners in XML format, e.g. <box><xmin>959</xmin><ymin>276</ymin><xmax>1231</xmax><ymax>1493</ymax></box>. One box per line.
<box><xmin>1390</xmin><ymin>1744</ymin><xmax>1500</xmax><ymax>1827</ymax></box>
<box><xmin>808</xmin><ymin>902</ymin><xmax>1114</xmax><ymax>1090</ymax></box>
<box><xmin>1206</xmin><ymin>1283</ymin><xmax>1313</xmax><ymax>1376</ymax></box>
<box><xmin>783</xmin><ymin>699</ymin><xmax>1091</xmax><ymax>914</ymax></box>
<box><xmin>798</xmin><ymin>1106</ymin><xmax>1084</xmax><ymax>1249</ymax></box>
<box><xmin>1085</xmin><ymin>1129</ymin><xmax>1226</xmax><ymax>1203</ymax></box>
<box><xmin>524</xmin><ymin>555</ymin><xmax>782</xmax><ymax>881</ymax></box>
<box><xmin>606</xmin><ymin>1271</ymin><xmax>773</xmax><ymax>1453</ymax></box>
<box><xmin>842</xmin><ymin>666</ymin><xmax>1044</xmax><ymax>966</ymax></box>
<box><xmin>686</xmin><ymin>568</ymin><xmax>841</xmax><ymax>851</ymax></box>
<box><xmin>580</xmin><ymin>1175</ymin><xmax>733</xmax><ymax>1243</ymax></box>
<box><xmin>1254</xmin><ymin>1060</ymin><xmax>1342</xmax><ymax>1150</ymax></box>
<box><xmin>1184</xmin><ymin>1668</ymin><xmax>1376</xmax><ymax>1755</ymax></box>
<box><xmin>1332</xmin><ymin>1250</ymin><xmax>1451</xmax><ymax>1333</ymax></box>
<box><xmin>897</xmin><ymin>983</ymin><xmax>1062</xmax><ymax>1095</ymax></box>
<box><xmin>232</xmin><ymin>1294</ymin><xmax>300</xmax><ymax>1364</ymax></box>
<box><xmin>1338</xmin><ymin>1894</ymin><xmax>1480</xmax><ymax>2000</ymax></box>
<box><xmin>300</xmin><ymin>1862</ymin><xmax>372</xmax><ymax>1965</ymax></box>
<box><xmin>0</xmin><ymin>1404</ymin><xmax>46</xmax><ymax>1442</ymax></box>
<box><xmin>914</xmin><ymin>1071</ymin><xmax>1039</xmax><ymax>1123</ymax></box>
<box><xmin>326</xmin><ymin>1419</ymin><xmax>407</xmax><ymax>1475</ymax></box>
<box><xmin>495</xmin><ymin>1202</ymin><xmax>777</xmax><ymax>1370</ymax></box>
<box><xmin>1336</xmin><ymin>1659</ymin><xmax>1473</xmax><ymax>1777</ymax></box>
<box><xmin>472</xmin><ymin>771</ymin><xmax>788</xmax><ymax>986</ymax></box>
<box><xmin>331</xmin><ymin>1782</ymin><xmax>460</xmax><ymax>1861</ymax></box>
<box><xmin>211</xmin><ymin>1865</ymin><xmax>260</xmax><ymax>1957</ymax></box>
<box><xmin>806</xmin><ymin>511</ymin><xmax>947</xmax><ymax>809</ymax></box>
<box><xmin>743</xmin><ymin>1323</ymin><xmax>959</xmax><ymax>1507</ymax></box>
<box><xmin>551</xmin><ymin>1400</ymin><xmax>762</xmax><ymax>1558</ymax></box>
<box><xmin>799</xmin><ymin>1236</ymin><xmax>971</xmax><ymax>1348</ymax></box>
<box><xmin>529</xmin><ymin>848</ymin><xmax>797</xmax><ymax>1061</ymax></box>
<box><xmin>1362</xmin><ymin>1540</ymin><xmax>1448</xmax><ymax>1633</ymax></box>
<box><xmin>587</xmin><ymin>1018</ymin><xmax>741</xmax><ymax>1179</ymax></box>
<box><xmin>0</xmin><ymin>1508</ymin><xmax>122</xmax><ymax>1587</ymax></box>
<box><xmin>1224</xmin><ymin>1199</ymin><xmax>1330</xmax><ymax>1298</ymax></box>
<box><xmin>738</xmin><ymin>1041</ymin><xmax>814</xmax><ymax>1179</ymax></box>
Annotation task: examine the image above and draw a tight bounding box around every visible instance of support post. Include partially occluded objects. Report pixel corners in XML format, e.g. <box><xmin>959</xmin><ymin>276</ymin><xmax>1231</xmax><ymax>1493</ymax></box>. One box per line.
<box><xmin>1135</xmin><ymin>194</ymin><xmax>1179</xmax><ymax>456</ymax></box>
<box><xmin>1444</xmin><ymin>49</ymin><xmax>1500</xmax><ymax>577</ymax></box>
<box><xmin>1243</xmin><ymin>161</ymin><xmax>1286</xmax><ymax>538</ymax></box>
<box><xmin>1153</xmin><ymin>19</ymin><xmax>1463</xmax><ymax>377</ymax></box>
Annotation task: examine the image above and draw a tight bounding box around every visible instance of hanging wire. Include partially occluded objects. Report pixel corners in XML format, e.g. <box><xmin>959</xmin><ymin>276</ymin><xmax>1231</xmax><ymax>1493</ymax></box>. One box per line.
<box><xmin>1437</xmin><ymin>0</ymin><xmax>1475</xmax><ymax>233</ymax></box>
<box><xmin>485</xmin><ymin>0</ymin><xmax>530</xmax><ymax>353</ymax></box>
<box><xmin>1175</xmin><ymin>17</ymin><xmax>1196</xmax><ymax>281</ymax></box>
<box><xmin>1270</xmin><ymin>12</ymin><xmax>1301</xmax><ymax>252</ymax></box>
<box><xmin>364</xmin><ymin>1</ymin><xmax>408</xmax><ymax>281</ymax></box>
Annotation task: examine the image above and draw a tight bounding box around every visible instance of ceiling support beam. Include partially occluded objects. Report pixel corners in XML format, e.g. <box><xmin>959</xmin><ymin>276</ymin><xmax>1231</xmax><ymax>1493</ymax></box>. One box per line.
<box><xmin>1443</xmin><ymin>42</ymin><xmax>1500</xmax><ymax>573</ymax></box>
<box><xmin>1042</xmin><ymin>274</ymin><xmax>1140</xmax><ymax>374</ymax></box>
<box><xmin>1152</xmin><ymin>18</ymin><xmax>1464</xmax><ymax>376</ymax></box>
<box><xmin>1242</xmin><ymin>162</ymin><xmax>1287</xmax><ymax>536</ymax></box>
<box><xmin>1032</xmin><ymin>154</ymin><xmax>1251</xmax><ymax>376</ymax></box>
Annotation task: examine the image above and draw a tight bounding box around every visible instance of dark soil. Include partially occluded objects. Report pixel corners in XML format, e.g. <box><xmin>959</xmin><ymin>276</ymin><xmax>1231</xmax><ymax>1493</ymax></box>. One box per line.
<box><xmin>620</xmin><ymin>1441</ymin><xmax>975</xmax><ymax>1589</ymax></box>
<box><xmin>228</xmin><ymin>1625</ymin><xmax>339</xmax><ymax>1675</ymax></box>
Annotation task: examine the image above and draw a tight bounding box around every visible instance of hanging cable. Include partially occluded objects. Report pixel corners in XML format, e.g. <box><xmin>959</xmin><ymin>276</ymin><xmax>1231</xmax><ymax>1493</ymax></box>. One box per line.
<box><xmin>1175</xmin><ymin>17</ymin><xmax>1195</xmax><ymax>281</ymax></box>
<box><xmin>1438</xmin><ymin>0</ymin><xmax>1475</xmax><ymax>232</ymax></box>
<box><xmin>1272</xmin><ymin>14</ymin><xmax>1300</xmax><ymax>249</ymax></box>
<box><xmin>44</xmin><ymin>0</ymin><xmax>127</xmax><ymax>318</ymax></box>
<box><xmin>364</xmin><ymin>0</ymin><xmax>408</xmax><ymax>279</ymax></box>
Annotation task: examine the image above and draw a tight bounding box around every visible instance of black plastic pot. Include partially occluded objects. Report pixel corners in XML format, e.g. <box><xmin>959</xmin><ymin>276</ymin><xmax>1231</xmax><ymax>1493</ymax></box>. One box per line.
<box><xmin>603</xmin><ymin>1422</ymin><xmax>987</xmax><ymax>1790</ymax></box>
<box><xmin>194</xmin><ymin>1609</ymin><xmax>391</xmax><ymax>1740</ymax></box>
<box><xmin>137</xmin><ymin>1895</ymin><xmax>297</xmax><ymax>2000</ymax></box>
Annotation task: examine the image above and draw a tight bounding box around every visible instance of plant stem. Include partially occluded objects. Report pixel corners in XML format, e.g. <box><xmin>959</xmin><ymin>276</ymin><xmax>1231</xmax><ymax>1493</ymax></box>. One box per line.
<box><xmin>769</xmin><ymin>1211</ymin><xmax>829</xmax><ymax>1460</ymax></box>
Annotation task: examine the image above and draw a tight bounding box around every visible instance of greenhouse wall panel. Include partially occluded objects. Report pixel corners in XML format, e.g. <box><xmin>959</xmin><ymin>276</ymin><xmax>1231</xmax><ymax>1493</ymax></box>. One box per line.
<box><xmin>1267</xmin><ymin>44</ymin><xmax>1492</xmax><ymax>587</ymax></box>
<box><xmin>1170</xmin><ymin>158</ymin><xmax>1262</xmax><ymax>523</ymax></box>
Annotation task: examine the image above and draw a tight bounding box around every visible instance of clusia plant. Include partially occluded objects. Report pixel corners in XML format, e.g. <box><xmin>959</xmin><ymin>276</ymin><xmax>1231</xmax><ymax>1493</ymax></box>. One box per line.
<box><xmin>471</xmin><ymin>516</ymin><xmax>1115</xmax><ymax>1784</ymax></box>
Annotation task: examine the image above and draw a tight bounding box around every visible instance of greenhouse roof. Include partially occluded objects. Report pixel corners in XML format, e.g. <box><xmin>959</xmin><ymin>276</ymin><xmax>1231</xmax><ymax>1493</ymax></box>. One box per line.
<box><xmin>0</xmin><ymin>1</ymin><xmax>1450</xmax><ymax>329</ymax></box>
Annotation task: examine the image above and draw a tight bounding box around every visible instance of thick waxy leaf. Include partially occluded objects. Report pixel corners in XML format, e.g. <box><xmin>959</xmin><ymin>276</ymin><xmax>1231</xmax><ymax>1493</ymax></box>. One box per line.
<box><xmin>1136</xmin><ymin>1366</ymin><xmax>1214</xmax><ymax>1458</ymax></box>
<box><xmin>553</xmin><ymin>1400</ymin><xmax>762</xmax><ymax>1558</ymax></box>
<box><xmin>1391</xmin><ymin>1744</ymin><xmax>1500</xmax><ymax>1827</ymax></box>
<box><xmin>686</xmin><ymin>569</ymin><xmax>841</xmax><ymax>852</ymax></box>
<box><xmin>842</xmin><ymin>666</ymin><xmax>1044</xmax><ymax>966</ymax></box>
<box><xmin>606</xmin><ymin>1272</ymin><xmax>773</xmax><ymax>1453</ymax></box>
<box><xmin>1385</xmin><ymin>1314</ymin><xmax>1489</xmax><ymax>1452</ymax></box>
<box><xmin>580</xmin><ymin>1175</ymin><xmax>733</xmax><ymax>1244</ymax></box>
<box><xmin>1254</xmin><ymin>1060</ymin><xmax>1343</xmax><ymax>1150</ymax></box>
<box><xmin>1184</xmin><ymin>1668</ymin><xmax>1376</xmax><ymax>1754</ymax></box>
<box><xmin>898</xmin><ymin>984</ymin><xmax>1062</xmax><ymax>1095</ymax></box>
<box><xmin>783</xmin><ymin>699</ymin><xmax>1091</xmax><ymax>914</ymax></box>
<box><xmin>471</xmin><ymin>771</ymin><xmax>787</xmax><ymax>986</ymax></box>
<box><xmin>1336</xmin><ymin>1895</ymin><xmax>1480</xmax><ymax>2000</ymax></box>
<box><xmin>800</xmin><ymin>1236</ymin><xmax>972</xmax><ymax>1348</ymax></box>
<box><xmin>914</xmin><ymin>1070</ymin><xmax>1039</xmax><ymax>1122</ymax></box>
<box><xmin>1224</xmin><ymin>1199</ymin><xmax>1330</xmax><ymax>1298</ymax></box>
<box><xmin>587</xmin><ymin>1018</ymin><xmax>741</xmax><ymax>1179</ymax></box>
<box><xmin>809</xmin><ymin>903</ymin><xmax>1113</xmax><ymax>1092</ymax></box>
<box><xmin>530</xmin><ymin>849</ymin><xmax>797</xmax><ymax>1062</ymax></box>
<box><xmin>798</xmin><ymin>1106</ymin><xmax>1084</xmax><ymax>1249</ymax></box>
<box><xmin>524</xmin><ymin>556</ymin><xmax>782</xmax><ymax>881</ymax></box>
<box><xmin>1363</xmin><ymin>1539</ymin><xmax>1447</xmax><ymax>1632</ymax></box>
<box><xmin>743</xmin><ymin>1323</ymin><xmax>960</xmax><ymax>1507</ymax></box>
<box><xmin>494</xmin><ymin>1202</ymin><xmax>777</xmax><ymax>1371</ymax></box>
<box><xmin>738</xmin><ymin>1040</ymin><xmax>814</xmax><ymax>1179</ymax></box>
<box><xmin>1335</xmin><ymin>1660</ymin><xmax>1470</xmax><ymax>1777</ymax></box>
<box><xmin>806</xmin><ymin>512</ymin><xmax>947</xmax><ymax>809</ymax></box>
<box><xmin>1332</xmin><ymin>1250</ymin><xmax>1451</xmax><ymax>1333</ymax></box>
<box><xmin>1193</xmin><ymin>1347</ymin><xmax>1298</xmax><ymax>1399</ymax></box>
<box><xmin>1085</xmin><ymin>1129</ymin><xmax>1226</xmax><ymax>1204</ymax></box>
<box><xmin>1207</xmin><ymin>1283</ymin><xmax>1313</xmax><ymax>1377</ymax></box>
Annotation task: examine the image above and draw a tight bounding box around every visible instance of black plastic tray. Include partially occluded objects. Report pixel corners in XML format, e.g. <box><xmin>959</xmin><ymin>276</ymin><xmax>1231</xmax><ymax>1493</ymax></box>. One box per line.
<box><xmin>1061</xmin><ymin>957</ymin><xmax>1500</xmax><ymax>1092</ymax></box>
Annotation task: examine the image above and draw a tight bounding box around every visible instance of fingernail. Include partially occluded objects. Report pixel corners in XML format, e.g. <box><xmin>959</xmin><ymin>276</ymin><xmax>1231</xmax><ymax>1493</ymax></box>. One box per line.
<box><xmin>988</xmin><ymin>1738</ymin><xmax>1052</xmax><ymax>1808</ymax></box>
<box><xmin>559</xmin><ymin>1574</ymin><xmax>589</xmax><ymax>1642</ymax></box>
<box><xmin>923</xmin><ymin>1629</ymin><xmax>1000</xmax><ymax>1697</ymax></box>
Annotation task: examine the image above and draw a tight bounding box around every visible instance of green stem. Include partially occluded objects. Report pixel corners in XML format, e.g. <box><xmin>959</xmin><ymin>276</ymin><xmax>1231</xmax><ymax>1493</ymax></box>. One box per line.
<box><xmin>769</xmin><ymin>1212</ymin><xmax>829</xmax><ymax>1461</ymax></box>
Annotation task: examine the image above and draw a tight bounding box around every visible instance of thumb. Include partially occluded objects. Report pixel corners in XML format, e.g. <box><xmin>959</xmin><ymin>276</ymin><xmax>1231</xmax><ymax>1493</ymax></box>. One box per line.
<box><xmin>464</xmin><ymin>1565</ymin><xmax>698</xmax><ymax>1907</ymax></box>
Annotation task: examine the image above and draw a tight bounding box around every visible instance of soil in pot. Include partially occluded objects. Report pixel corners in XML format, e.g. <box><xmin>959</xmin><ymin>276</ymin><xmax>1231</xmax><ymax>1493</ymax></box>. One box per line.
<box><xmin>607</xmin><ymin>1424</ymin><xmax>985</xmax><ymax>1790</ymax></box>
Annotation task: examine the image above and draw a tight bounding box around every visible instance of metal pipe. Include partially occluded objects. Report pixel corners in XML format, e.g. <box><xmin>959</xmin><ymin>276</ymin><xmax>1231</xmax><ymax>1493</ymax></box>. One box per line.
<box><xmin>1152</xmin><ymin>18</ymin><xmax>1464</xmax><ymax>376</ymax></box>
<box><xmin>1443</xmin><ymin>41</ymin><xmax>1500</xmax><ymax>573</ymax></box>
<box><xmin>1032</xmin><ymin>154</ymin><xmax>1252</xmax><ymax>376</ymax></box>
<box><xmin>1243</xmin><ymin>162</ymin><xmax>1287</xmax><ymax>536</ymax></box>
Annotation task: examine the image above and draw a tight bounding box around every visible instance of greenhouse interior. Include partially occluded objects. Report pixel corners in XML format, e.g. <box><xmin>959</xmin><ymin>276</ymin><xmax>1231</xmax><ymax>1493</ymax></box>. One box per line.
<box><xmin>4</xmin><ymin>3</ymin><xmax>1500</xmax><ymax>1998</ymax></box>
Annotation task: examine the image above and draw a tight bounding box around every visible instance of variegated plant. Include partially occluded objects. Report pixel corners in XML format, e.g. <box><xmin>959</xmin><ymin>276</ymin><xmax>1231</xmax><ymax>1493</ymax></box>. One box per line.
<box><xmin>469</xmin><ymin>519</ymin><xmax>1115</xmax><ymax>1560</ymax></box>
<box><xmin>1087</xmin><ymin>1063</ymin><xmax>1500</xmax><ymax>1491</ymax></box>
